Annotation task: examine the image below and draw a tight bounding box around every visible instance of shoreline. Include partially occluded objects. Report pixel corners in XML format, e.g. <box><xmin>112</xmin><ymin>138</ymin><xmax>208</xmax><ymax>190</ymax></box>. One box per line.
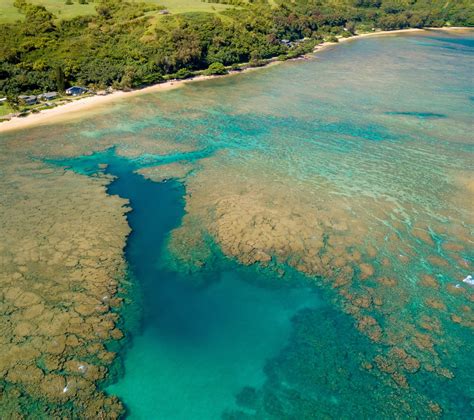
<box><xmin>311</xmin><ymin>26</ymin><xmax>471</xmax><ymax>54</ymax></box>
<box><xmin>0</xmin><ymin>26</ymin><xmax>470</xmax><ymax>133</ymax></box>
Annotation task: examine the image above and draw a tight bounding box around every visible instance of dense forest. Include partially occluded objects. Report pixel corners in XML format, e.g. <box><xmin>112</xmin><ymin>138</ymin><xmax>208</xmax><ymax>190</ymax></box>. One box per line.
<box><xmin>0</xmin><ymin>0</ymin><xmax>473</xmax><ymax>96</ymax></box>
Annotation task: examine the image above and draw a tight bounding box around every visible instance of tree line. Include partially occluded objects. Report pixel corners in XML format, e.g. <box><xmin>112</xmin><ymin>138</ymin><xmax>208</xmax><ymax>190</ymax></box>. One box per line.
<box><xmin>0</xmin><ymin>0</ymin><xmax>472</xmax><ymax>96</ymax></box>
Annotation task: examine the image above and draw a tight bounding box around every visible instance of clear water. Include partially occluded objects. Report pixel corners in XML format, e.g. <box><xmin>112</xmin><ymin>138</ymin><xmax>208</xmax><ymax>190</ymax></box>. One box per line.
<box><xmin>2</xmin><ymin>30</ymin><xmax>473</xmax><ymax>418</ymax></box>
<box><xmin>51</xmin><ymin>150</ymin><xmax>321</xmax><ymax>419</ymax></box>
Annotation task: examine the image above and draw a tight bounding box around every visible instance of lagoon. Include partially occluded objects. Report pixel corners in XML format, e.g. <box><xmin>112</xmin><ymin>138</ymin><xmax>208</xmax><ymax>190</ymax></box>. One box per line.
<box><xmin>54</xmin><ymin>150</ymin><xmax>320</xmax><ymax>419</ymax></box>
<box><xmin>0</xmin><ymin>29</ymin><xmax>473</xmax><ymax>418</ymax></box>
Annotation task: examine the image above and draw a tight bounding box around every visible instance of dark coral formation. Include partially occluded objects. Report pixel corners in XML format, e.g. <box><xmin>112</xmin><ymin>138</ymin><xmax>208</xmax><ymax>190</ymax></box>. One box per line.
<box><xmin>0</xmin><ymin>152</ymin><xmax>130</xmax><ymax>417</ymax></box>
<box><xmin>165</xmin><ymin>150</ymin><xmax>473</xmax><ymax>414</ymax></box>
<box><xmin>224</xmin><ymin>308</ymin><xmax>443</xmax><ymax>419</ymax></box>
<box><xmin>138</xmin><ymin>161</ymin><xmax>195</xmax><ymax>183</ymax></box>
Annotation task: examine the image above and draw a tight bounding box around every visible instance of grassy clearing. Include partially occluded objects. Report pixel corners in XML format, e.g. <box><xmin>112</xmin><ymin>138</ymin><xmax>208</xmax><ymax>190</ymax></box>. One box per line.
<box><xmin>0</xmin><ymin>0</ymin><xmax>22</xmax><ymax>22</ymax></box>
<box><xmin>0</xmin><ymin>0</ymin><xmax>97</xmax><ymax>23</ymax></box>
<box><xmin>145</xmin><ymin>0</ymin><xmax>232</xmax><ymax>34</ymax></box>
<box><xmin>0</xmin><ymin>102</ymin><xmax>14</xmax><ymax>116</ymax></box>
<box><xmin>156</xmin><ymin>0</ymin><xmax>231</xmax><ymax>14</ymax></box>
<box><xmin>0</xmin><ymin>0</ymin><xmax>232</xmax><ymax>24</ymax></box>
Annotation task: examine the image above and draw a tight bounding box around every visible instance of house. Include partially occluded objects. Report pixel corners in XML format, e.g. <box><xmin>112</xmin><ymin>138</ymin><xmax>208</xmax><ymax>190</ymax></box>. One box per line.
<box><xmin>38</xmin><ymin>92</ymin><xmax>58</xmax><ymax>101</ymax></box>
<box><xmin>19</xmin><ymin>95</ymin><xmax>37</xmax><ymax>105</ymax></box>
<box><xmin>66</xmin><ymin>86</ymin><xmax>88</xmax><ymax>96</ymax></box>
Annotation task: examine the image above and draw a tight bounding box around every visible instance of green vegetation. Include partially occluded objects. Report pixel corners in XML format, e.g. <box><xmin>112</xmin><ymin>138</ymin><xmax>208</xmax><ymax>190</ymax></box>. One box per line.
<box><xmin>0</xmin><ymin>0</ymin><xmax>232</xmax><ymax>24</ymax></box>
<box><xmin>0</xmin><ymin>101</ymin><xmax>14</xmax><ymax>117</ymax></box>
<box><xmin>158</xmin><ymin>0</ymin><xmax>231</xmax><ymax>14</ymax></box>
<box><xmin>0</xmin><ymin>0</ymin><xmax>472</xmax><ymax>99</ymax></box>
<box><xmin>204</xmin><ymin>62</ymin><xmax>228</xmax><ymax>75</ymax></box>
<box><xmin>0</xmin><ymin>0</ymin><xmax>97</xmax><ymax>23</ymax></box>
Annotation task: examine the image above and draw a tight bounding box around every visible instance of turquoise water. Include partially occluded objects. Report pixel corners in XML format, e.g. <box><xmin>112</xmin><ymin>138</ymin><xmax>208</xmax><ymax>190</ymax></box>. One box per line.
<box><xmin>4</xmin><ymin>30</ymin><xmax>473</xmax><ymax>418</ymax></box>
<box><xmin>52</xmin><ymin>150</ymin><xmax>321</xmax><ymax>419</ymax></box>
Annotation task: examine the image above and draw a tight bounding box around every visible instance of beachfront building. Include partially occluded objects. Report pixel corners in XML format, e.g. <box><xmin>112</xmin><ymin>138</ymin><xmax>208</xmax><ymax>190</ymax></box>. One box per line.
<box><xmin>38</xmin><ymin>92</ymin><xmax>58</xmax><ymax>101</ymax></box>
<box><xmin>66</xmin><ymin>86</ymin><xmax>88</xmax><ymax>96</ymax></box>
<box><xmin>18</xmin><ymin>95</ymin><xmax>37</xmax><ymax>105</ymax></box>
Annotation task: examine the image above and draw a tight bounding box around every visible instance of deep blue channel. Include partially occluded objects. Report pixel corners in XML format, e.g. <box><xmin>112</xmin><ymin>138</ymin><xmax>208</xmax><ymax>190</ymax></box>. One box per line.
<box><xmin>51</xmin><ymin>150</ymin><xmax>320</xmax><ymax>419</ymax></box>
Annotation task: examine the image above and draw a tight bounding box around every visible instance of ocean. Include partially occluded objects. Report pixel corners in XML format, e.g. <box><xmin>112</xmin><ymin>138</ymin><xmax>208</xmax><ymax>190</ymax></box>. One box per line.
<box><xmin>0</xmin><ymin>29</ymin><xmax>472</xmax><ymax>418</ymax></box>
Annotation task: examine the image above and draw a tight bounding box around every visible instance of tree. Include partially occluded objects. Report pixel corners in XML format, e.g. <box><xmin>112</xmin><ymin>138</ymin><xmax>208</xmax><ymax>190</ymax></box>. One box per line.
<box><xmin>345</xmin><ymin>21</ymin><xmax>357</xmax><ymax>35</ymax></box>
<box><xmin>204</xmin><ymin>62</ymin><xmax>227</xmax><ymax>75</ymax></box>
<box><xmin>1</xmin><ymin>0</ymin><xmax>472</xmax><ymax>99</ymax></box>
<box><xmin>175</xmin><ymin>68</ymin><xmax>193</xmax><ymax>79</ymax></box>
<box><xmin>354</xmin><ymin>0</ymin><xmax>381</xmax><ymax>7</ymax></box>
<box><xmin>6</xmin><ymin>94</ymin><xmax>20</xmax><ymax>112</ymax></box>
<box><xmin>55</xmin><ymin>66</ymin><xmax>65</xmax><ymax>92</ymax></box>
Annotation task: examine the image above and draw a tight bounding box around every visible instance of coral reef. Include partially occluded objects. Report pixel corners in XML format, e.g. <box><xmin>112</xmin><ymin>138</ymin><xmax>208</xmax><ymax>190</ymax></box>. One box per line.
<box><xmin>138</xmin><ymin>161</ymin><xmax>195</xmax><ymax>183</ymax></box>
<box><xmin>0</xmin><ymin>152</ymin><xmax>130</xmax><ymax>417</ymax></box>
<box><xmin>165</xmin><ymin>145</ymin><xmax>473</xmax><ymax>413</ymax></box>
<box><xmin>1</xmin><ymin>31</ymin><xmax>473</xmax><ymax>417</ymax></box>
<box><xmin>224</xmin><ymin>308</ymin><xmax>441</xmax><ymax>419</ymax></box>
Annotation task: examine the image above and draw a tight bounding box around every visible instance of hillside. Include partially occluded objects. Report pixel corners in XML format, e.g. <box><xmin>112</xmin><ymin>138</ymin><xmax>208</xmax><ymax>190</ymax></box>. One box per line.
<box><xmin>0</xmin><ymin>0</ymin><xmax>233</xmax><ymax>23</ymax></box>
<box><xmin>1</xmin><ymin>0</ymin><xmax>473</xmax><ymax>99</ymax></box>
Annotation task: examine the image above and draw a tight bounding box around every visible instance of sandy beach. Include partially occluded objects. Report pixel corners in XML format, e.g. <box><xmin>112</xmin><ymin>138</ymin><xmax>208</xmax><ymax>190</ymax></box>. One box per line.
<box><xmin>0</xmin><ymin>76</ymin><xmax>212</xmax><ymax>133</ymax></box>
<box><xmin>312</xmin><ymin>27</ymin><xmax>422</xmax><ymax>54</ymax></box>
<box><xmin>0</xmin><ymin>26</ymin><xmax>470</xmax><ymax>134</ymax></box>
<box><xmin>312</xmin><ymin>27</ymin><xmax>470</xmax><ymax>54</ymax></box>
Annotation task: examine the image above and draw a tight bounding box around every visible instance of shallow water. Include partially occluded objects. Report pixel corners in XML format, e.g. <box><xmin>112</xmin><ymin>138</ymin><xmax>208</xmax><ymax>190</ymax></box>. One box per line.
<box><xmin>52</xmin><ymin>150</ymin><xmax>320</xmax><ymax>419</ymax></box>
<box><xmin>1</xmin><ymin>30</ymin><xmax>473</xmax><ymax>418</ymax></box>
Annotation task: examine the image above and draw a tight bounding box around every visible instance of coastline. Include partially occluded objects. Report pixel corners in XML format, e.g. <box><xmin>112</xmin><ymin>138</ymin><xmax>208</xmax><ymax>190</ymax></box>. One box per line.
<box><xmin>313</xmin><ymin>27</ymin><xmax>423</xmax><ymax>54</ymax></box>
<box><xmin>311</xmin><ymin>26</ymin><xmax>471</xmax><ymax>54</ymax></box>
<box><xmin>0</xmin><ymin>65</ymin><xmax>282</xmax><ymax>133</ymax></box>
<box><xmin>0</xmin><ymin>26</ymin><xmax>470</xmax><ymax>134</ymax></box>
